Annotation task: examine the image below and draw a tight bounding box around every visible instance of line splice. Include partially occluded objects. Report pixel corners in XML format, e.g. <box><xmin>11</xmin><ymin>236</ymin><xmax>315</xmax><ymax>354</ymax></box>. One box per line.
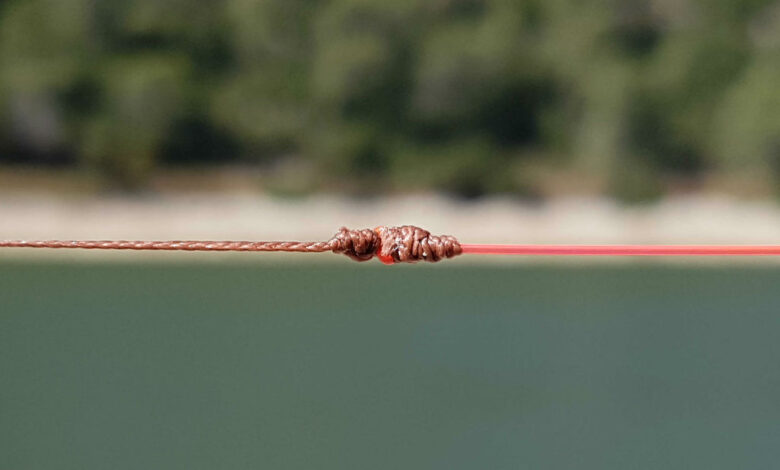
<box><xmin>2</xmin><ymin>225</ymin><xmax>780</xmax><ymax>263</ymax></box>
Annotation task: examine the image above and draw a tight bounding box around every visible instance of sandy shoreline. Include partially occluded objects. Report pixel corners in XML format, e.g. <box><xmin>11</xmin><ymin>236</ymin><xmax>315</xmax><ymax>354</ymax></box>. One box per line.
<box><xmin>3</xmin><ymin>193</ymin><xmax>780</xmax><ymax>263</ymax></box>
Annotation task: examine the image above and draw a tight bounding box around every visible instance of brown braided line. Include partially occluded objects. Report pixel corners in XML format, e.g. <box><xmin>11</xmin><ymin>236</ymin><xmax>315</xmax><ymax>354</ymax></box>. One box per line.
<box><xmin>0</xmin><ymin>226</ymin><xmax>462</xmax><ymax>264</ymax></box>
<box><xmin>0</xmin><ymin>240</ymin><xmax>334</xmax><ymax>252</ymax></box>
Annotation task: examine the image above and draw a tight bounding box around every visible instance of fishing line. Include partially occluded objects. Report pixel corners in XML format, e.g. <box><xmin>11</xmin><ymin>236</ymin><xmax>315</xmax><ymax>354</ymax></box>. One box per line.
<box><xmin>3</xmin><ymin>225</ymin><xmax>780</xmax><ymax>263</ymax></box>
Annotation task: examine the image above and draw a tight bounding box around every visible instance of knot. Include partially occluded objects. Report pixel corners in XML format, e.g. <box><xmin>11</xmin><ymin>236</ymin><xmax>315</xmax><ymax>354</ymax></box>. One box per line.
<box><xmin>329</xmin><ymin>225</ymin><xmax>462</xmax><ymax>263</ymax></box>
<box><xmin>329</xmin><ymin>227</ymin><xmax>381</xmax><ymax>262</ymax></box>
<box><xmin>376</xmin><ymin>225</ymin><xmax>462</xmax><ymax>263</ymax></box>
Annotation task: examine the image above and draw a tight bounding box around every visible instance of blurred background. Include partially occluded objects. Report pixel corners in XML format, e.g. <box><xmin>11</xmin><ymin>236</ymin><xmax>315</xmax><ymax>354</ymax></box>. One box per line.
<box><xmin>4</xmin><ymin>2</ymin><xmax>780</xmax><ymax>469</ymax></box>
<box><xmin>1</xmin><ymin>0</ymin><xmax>779</xmax><ymax>200</ymax></box>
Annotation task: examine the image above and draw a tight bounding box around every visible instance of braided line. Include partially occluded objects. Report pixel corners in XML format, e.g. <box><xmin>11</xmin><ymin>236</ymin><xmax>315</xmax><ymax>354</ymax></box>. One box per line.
<box><xmin>0</xmin><ymin>226</ymin><xmax>462</xmax><ymax>263</ymax></box>
<box><xmin>0</xmin><ymin>240</ymin><xmax>334</xmax><ymax>252</ymax></box>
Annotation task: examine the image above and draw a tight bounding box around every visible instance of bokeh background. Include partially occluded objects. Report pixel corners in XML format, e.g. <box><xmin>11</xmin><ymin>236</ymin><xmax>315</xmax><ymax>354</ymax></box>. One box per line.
<box><xmin>3</xmin><ymin>2</ymin><xmax>780</xmax><ymax>469</ymax></box>
<box><xmin>1</xmin><ymin>0</ymin><xmax>779</xmax><ymax>199</ymax></box>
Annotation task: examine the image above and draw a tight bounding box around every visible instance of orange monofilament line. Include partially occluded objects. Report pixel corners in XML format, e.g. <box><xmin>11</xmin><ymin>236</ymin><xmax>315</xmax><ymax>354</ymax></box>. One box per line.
<box><xmin>461</xmin><ymin>244</ymin><xmax>780</xmax><ymax>256</ymax></box>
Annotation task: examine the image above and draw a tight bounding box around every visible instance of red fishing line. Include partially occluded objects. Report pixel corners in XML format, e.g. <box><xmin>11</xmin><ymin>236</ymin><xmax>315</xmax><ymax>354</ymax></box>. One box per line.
<box><xmin>461</xmin><ymin>244</ymin><xmax>780</xmax><ymax>256</ymax></box>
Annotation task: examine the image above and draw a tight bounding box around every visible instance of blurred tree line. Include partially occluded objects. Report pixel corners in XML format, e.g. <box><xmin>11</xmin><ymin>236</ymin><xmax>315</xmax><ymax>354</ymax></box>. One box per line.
<box><xmin>0</xmin><ymin>0</ymin><xmax>779</xmax><ymax>198</ymax></box>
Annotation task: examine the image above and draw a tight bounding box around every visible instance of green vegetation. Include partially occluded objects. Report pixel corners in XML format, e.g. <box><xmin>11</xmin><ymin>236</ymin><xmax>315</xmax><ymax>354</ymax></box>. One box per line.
<box><xmin>0</xmin><ymin>0</ymin><xmax>779</xmax><ymax>198</ymax></box>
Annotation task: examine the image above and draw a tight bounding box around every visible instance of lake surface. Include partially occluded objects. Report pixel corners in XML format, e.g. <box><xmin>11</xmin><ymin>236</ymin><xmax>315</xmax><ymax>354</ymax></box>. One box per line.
<box><xmin>2</xmin><ymin>263</ymin><xmax>780</xmax><ymax>469</ymax></box>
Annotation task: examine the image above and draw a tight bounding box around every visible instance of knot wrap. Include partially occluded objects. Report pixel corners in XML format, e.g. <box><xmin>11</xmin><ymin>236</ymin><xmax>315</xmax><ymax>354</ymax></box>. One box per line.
<box><xmin>377</xmin><ymin>225</ymin><xmax>462</xmax><ymax>263</ymax></box>
<box><xmin>328</xmin><ymin>225</ymin><xmax>462</xmax><ymax>263</ymax></box>
<box><xmin>329</xmin><ymin>227</ymin><xmax>381</xmax><ymax>262</ymax></box>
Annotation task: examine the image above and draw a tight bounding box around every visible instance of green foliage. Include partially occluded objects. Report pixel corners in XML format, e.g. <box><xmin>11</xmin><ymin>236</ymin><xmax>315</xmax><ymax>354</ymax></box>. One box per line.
<box><xmin>0</xmin><ymin>0</ymin><xmax>778</xmax><ymax>198</ymax></box>
<box><xmin>81</xmin><ymin>56</ymin><xmax>186</xmax><ymax>187</ymax></box>
<box><xmin>389</xmin><ymin>136</ymin><xmax>509</xmax><ymax>197</ymax></box>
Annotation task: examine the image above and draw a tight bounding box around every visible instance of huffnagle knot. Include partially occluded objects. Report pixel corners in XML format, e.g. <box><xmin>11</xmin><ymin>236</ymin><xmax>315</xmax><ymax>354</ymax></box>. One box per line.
<box><xmin>329</xmin><ymin>227</ymin><xmax>381</xmax><ymax>262</ymax></box>
<box><xmin>328</xmin><ymin>225</ymin><xmax>462</xmax><ymax>263</ymax></box>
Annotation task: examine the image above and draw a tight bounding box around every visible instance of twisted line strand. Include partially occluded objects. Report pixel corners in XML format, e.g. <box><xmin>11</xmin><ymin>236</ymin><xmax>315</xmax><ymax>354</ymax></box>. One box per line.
<box><xmin>0</xmin><ymin>240</ymin><xmax>334</xmax><ymax>252</ymax></box>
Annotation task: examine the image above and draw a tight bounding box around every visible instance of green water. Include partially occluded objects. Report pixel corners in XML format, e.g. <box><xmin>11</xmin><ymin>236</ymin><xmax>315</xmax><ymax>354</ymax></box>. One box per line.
<box><xmin>2</xmin><ymin>263</ymin><xmax>780</xmax><ymax>469</ymax></box>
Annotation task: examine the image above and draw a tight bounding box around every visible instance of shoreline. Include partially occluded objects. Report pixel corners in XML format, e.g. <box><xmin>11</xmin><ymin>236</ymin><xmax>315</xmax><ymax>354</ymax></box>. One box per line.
<box><xmin>3</xmin><ymin>193</ymin><xmax>780</xmax><ymax>264</ymax></box>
